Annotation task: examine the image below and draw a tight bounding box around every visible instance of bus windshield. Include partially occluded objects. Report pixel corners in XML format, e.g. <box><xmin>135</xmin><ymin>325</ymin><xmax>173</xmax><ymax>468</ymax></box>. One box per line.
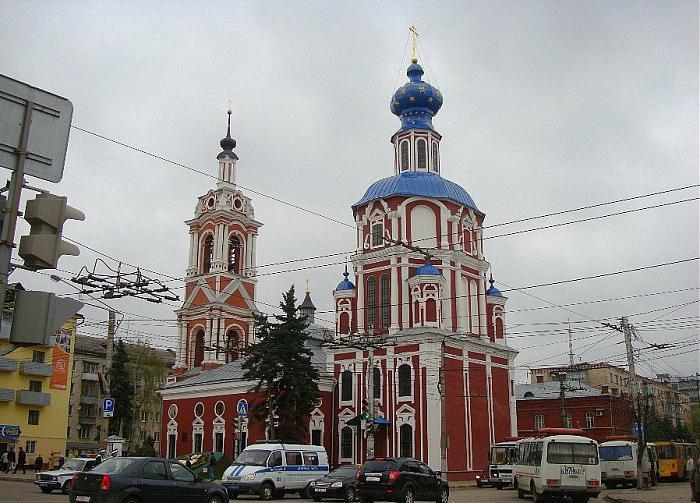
<box><xmin>599</xmin><ymin>445</ymin><xmax>633</xmax><ymax>461</ymax></box>
<box><xmin>547</xmin><ymin>442</ymin><xmax>598</xmax><ymax>465</ymax></box>
<box><xmin>491</xmin><ymin>446</ymin><xmax>517</xmax><ymax>465</ymax></box>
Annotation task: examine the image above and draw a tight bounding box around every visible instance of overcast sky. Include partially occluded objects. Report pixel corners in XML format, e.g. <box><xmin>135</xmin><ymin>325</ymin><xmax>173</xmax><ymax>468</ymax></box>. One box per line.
<box><xmin>1</xmin><ymin>0</ymin><xmax>697</xmax><ymax>381</ymax></box>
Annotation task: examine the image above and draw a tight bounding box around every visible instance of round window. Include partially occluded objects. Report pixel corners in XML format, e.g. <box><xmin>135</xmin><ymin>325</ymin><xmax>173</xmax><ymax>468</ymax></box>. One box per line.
<box><xmin>215</xmin><ymin>401</ymin><xmax>225</xmax><ymax>417</ymax></box>
<box><xmin>194</xmin><ymin>402</ymin><xmax>204</xmax><ymax>418</ymax></box>
<box><xmin>207</xmin><ymin>197</ymin><xmax>215</xmax><ymax>208</ymax></box>
<box><xmin>168</xmin><ymin>404</ymin><xmax>178</xmax><ymax>419</ymax></box>
<box><xmin>233</xmin><ymin>198</ymin><xmax>242</xmax><ymax>210</ymax></box>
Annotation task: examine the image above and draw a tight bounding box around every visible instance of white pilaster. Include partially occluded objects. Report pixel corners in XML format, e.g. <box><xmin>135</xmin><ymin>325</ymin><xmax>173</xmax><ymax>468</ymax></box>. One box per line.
<box><xmin>390</xmin><ymin>257</ymin><xmax>399</xmax><ymax>333</ymax></box>
<box><xmin>356</xmin><ymin>269</ymin><xmax>364</xmax><ymax>332</ymax></box>
<box><xmin>203</xmin><ymin>317</ymin><xmax>216</xmax><ymax>363</ymax></box>
<box><xmin>478</xmin><ymin>277</ymin><xmax>488</xmax><ymax>339</ymax></box>
<box><xmin>401</xmin><ymin>264</ymin><xmax>409</xmax><ymax>328</ymax></box>
<box><xmin>246</xmin><ymin>232</ymin><xmax>253</xmax><ymax>276</ymax></box>
<box><xmin>456</xmin><ymin>272</ymin><xmax>467</xmax><ymax>333</ymax></box>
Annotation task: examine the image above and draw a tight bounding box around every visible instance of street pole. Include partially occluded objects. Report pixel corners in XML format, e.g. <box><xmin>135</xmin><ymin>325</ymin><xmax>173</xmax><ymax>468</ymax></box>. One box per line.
<box><xmin>621</xmin><ymin>316</ymin><xmax>644</xmax><ymax>488</ymax></box>
<box><xmin>366</xmin><ymin>349</ymin><xmax>375</xmax><ymax>459</ymax></box>
<box><xmin>440</xmin><ymin>338</ymin><xmax>447</xmax><ymax>472</ymax></box>
<box><xmin>0</xmin><ymin>103</ymin><xmax>32</xmax><ymax>311</ymax></box>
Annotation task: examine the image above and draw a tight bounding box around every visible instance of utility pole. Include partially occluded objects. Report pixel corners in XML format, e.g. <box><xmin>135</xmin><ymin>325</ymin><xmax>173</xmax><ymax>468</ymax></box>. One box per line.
<box><xmin>553</xmin><ymin>372</ymin><xmax>568</xmax><ymax>427</ymax></box>
<box><xmin>439</xmin><ymin>338</ymin><xmax>448</xmax><ymax>472</ymax></box>
<box><xmin>621</xmin><ymin>317</ymin><xmax>646</xmax><ymax>489</ymax></box>
<box><xmin>568</xmin><ymin>320</ymin><xmax>574</xmax><ymax>367</ymax></box>
<box><xmin>366</xmin><ymin>349</ymin><xmax>375</xmax><ymax>458</ymax></box>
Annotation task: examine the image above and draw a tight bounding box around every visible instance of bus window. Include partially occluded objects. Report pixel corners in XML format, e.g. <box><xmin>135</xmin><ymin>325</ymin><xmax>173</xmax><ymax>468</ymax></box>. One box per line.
<box><xmin>657</xmin><ymin>445</ymin><xmax>675</xmax><ymax>460</ymax></box>
<box><xmin>600</xmin><ymin>445</ymin><xmax>633</xmax><ymax>461</ymax></box>
<box><xmin>547</xmin><ymin>442</ymin><xmax>598</xmax><ymax>465</ymax></box>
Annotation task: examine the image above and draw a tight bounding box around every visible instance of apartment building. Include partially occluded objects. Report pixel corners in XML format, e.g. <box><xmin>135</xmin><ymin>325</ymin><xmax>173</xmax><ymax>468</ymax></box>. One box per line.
<box><xmin>67</xmin><ymin>334</ymin><xmax>174</xmax><ymax>456</ymax></box>
<box><xmin>530</xmin><ymin>362</ymin><xmax>691</xmax><ymax>426</ymax></box>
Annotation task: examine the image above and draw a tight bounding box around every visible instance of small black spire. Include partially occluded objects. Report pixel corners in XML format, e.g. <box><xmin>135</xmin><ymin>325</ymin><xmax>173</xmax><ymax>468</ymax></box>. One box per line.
<box><xmin>218</xmin><ymin>107</ymin><xmax>238</xmax><ymax>160</ymax></box>
<box><xmin>489</xmin><ymin>273</ymin><xmax>495</xmax><ymax>286</ymax></box>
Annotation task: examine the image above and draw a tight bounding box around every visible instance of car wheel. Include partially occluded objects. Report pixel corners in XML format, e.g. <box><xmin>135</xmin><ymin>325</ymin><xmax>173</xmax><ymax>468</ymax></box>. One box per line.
<box><xmin>122</xmin><ymin>497</ymin><xmax>141</xmax><ymax>503</ymax></box>
<box><xmin>40</xmin><ymin>487</ymin><xmax>52</xmax><ymax>494</ymax></box>
<box><xmin>230</xmin><ymin>493</ymin><xmax>239</xmax><ymax>499</ymax></box>
<box><xmin>274</xmin><ymin>490</ymin><xmax>285</xmax><ymax>499</ymax></box>
<box><xmin>260</xmin><ymin>482</ymin><xmax>274</xmax><ymax>501</ymax></box>
<box><xmin>313</xmin><ymin>496</ymin><xmax>322</xmax><ymax>502</ymax></box>
<box><xmin>517</xmin><ymin>489</ymin><xmax>525</xmax><ymax>499</ymax></box>
<box><xmin>476</xmin><ymin>479</ymin><xmax>482</xmax><ymax>488</ymax></box>
<box><xmin>530</xmin><ymin>482</ymin><xmax>542</xmax><ymax>503</ymax></box>
<box><xmin>207</xmin><ymin>496</ymin><xmax>223</xmax><ymax>503</ymax></box>
<box><xmin>344</xmin><ymin>487</ymin><xmax>355</xmax><ymax>503</ymax></box>
<box><xmin>359</xmin><ymin>498</ymin><xmax>373</xmax><ymax>503</ymax></box>
<box><xmin>496</xmin><ymin>483</ymin><xmax>504</xmax><ymax>490</ymax></box>
<box><xmin>61</xmin><ymin>481</ymin><xmax>72</xmax><ymax>495</ymax></box>
<box><xmin>437</xmin><ymin>487</ymin><xmax>448</xmax><ymax>503</ymax></box>
<box><xmin>403</xmin><ymin>486</ymin><xmax>415</xmax><ymax>503</ymax></box>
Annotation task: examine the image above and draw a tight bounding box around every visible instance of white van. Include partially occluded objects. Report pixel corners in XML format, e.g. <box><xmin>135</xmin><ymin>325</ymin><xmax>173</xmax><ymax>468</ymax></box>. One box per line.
<box><xmin>488</xmin><ymin>441</ymin><xmax>519</xmax><ymax>489</ymax></box>
<box><xmin>222</xmin><ymin>441</ymin><xmax>329</xmax><ymax>500</ymax></box>
<box><xmin>599</xmin><ymin>440</ymin><xmax>637</xmax><ymax>489</ymax></box>
<box><xmin>514</xmin><ymin>430</ymin><xmax>601</xmax><ymax>503</ymax></box>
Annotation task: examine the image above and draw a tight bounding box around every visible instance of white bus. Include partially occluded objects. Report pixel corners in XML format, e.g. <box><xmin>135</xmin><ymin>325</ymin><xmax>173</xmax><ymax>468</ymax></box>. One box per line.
<box><xmin>599</xmin><ymin>439</ymin><xmax>638</xmax><ymax>489</ymax></box>
<box><xmin>514</xmin><ymin>429</ymin><xmax>601</xmax><ymax>503</ymax></box>
<box><xmin>488</xmin><ymin>441</ymin><xmax>519</xmax><ymax>489</ymax></box>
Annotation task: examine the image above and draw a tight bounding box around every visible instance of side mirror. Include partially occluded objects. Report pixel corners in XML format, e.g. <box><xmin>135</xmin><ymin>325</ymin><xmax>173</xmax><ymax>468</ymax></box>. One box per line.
<box><xmin>434</xmin><ymin>471</ymin><xmax>442</xmax><ymax>478</ymax></box>
<box><xmin>195</xmin><ymin>475</ymin><xmax>202</xmax><ymax>483</ymax></box>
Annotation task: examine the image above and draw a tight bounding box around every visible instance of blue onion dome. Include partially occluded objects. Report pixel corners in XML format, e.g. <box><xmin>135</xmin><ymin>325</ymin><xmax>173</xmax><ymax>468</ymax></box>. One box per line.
<box><xmin>335</xmin><ymin>266</ymin><xmax>355</xmax><ymax>291</ymax></box>
<box><xmin>486</xmin><ymin>274</ymin><xmax>504</xmax><ymax>297</ymax></box>
<box><xmin>390</xmin><ymin>59</ymin><xmax>443</xmax><ymax>132</ymax></box>
<box><xmin>414</xmin><ymin>261</ymin><xmax>441</xmax><ymax>277</ymax></box>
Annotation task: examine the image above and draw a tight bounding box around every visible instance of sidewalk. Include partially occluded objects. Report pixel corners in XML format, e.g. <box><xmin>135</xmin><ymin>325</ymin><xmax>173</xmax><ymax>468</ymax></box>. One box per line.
<box><xmin>604</xmin><ymin>482</ymin><xmax>691</xmax><ymax>503</ymax></box>
<box><xmin>0</xmin><ymin>471</ymin><xmax>36</xmax><ymax>483</ymax></box>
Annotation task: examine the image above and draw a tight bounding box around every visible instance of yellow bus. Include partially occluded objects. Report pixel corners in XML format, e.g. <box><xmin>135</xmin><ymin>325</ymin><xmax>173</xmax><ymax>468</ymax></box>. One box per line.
<box><xmin>650</xmin><ymin>442</ymin><xmax>698</xmax><ymax>479</ymax></box>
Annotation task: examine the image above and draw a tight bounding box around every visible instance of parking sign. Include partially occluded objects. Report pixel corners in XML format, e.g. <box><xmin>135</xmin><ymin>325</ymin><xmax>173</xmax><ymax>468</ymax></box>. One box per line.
<box><xmin>103</xmin><ymin>397</ymin><xmax>115</xmax><ymax>418</ymax></box>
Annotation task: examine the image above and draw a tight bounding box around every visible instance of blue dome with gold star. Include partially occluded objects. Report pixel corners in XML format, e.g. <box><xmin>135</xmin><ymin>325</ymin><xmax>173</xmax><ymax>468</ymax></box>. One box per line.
<box><xmin>390</xmin><ymin>60</ymin><xmax>443</xmax><ymax>132</ymax></box>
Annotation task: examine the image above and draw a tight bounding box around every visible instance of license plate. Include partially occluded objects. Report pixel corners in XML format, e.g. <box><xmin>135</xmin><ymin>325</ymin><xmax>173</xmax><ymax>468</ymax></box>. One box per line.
<box><xmin>316</xmin><ymin>488</ymin><xmax>327</xmax><ymax>492</ymax></box>
<box><xmin>568</xmin><ymin>475</ymin><xmax>579</xmax><ymax>479</ymax></box>
<box><xmin>229</xmin><ymin>485</ymin><xmax>240</xmax><ymax>490</ymax></box>
<box><xmin>367</xmin><ymin>476</ymin><xmax>380</xmax><ymax>482</ymax></box>
<box><xmin>76</xmin><ymin>497</ymin><xmax>91</xmax><ymax>503</ymax></box>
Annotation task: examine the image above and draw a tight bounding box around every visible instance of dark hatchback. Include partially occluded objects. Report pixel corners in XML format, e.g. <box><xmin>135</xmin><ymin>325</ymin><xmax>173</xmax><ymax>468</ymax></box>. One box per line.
<box><xmin>356</xmin><ymin>458</ymin><xmax>449</xmax><ymax>503</ymax></box>
<box><xmin>310</xmin><ymin>465</ymin><xmax>359</xmax><ymax>502</ymax></box>
<box><xmin>69</xmin><ymin>457</ymin><xmax>229</xmax><ymax>503</ymax></box>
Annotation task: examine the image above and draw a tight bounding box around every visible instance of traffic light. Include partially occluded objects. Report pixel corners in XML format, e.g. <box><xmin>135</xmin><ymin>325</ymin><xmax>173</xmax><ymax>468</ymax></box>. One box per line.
<box><xmin>361</xmin><ymin>398</ymin><xmax>370</xmax><ymax>421</ymax></box>
<box><xmin>18</xmin><ymin>193</ymin><xmax>84</xmax><ymax>269</ymax></box>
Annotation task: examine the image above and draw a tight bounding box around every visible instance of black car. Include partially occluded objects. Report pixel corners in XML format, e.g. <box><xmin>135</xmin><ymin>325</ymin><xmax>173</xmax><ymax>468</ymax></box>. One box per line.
<box><xmin>69</xmin><ymin>456</ymin><xmax>229</xmax><ymax>503</ymax></box>
<box><xmin>356</xmin><ymin>458</ymin><xmax>449</xmax><ymax>503</ymax></box>
<box><xmin>310</xmin><ymin>465</ymin><xmax>359</xmax><ymax>502</ymax></box>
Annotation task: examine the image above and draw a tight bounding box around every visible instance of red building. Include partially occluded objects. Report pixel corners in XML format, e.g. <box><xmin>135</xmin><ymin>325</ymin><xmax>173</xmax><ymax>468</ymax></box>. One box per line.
<box><xmin>160</xmin><ymin>53</ymin><xmax>518</xmax><ymax>482</ymax></box>
<box><xmin>515</xmin><ymin>383</ymin><xmax>632</xmax><ymax>443</ymax></box>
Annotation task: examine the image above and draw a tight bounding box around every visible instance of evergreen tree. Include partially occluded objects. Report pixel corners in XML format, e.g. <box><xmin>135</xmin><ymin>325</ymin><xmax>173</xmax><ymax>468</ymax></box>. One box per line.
<box><xmin>242</xmin><ymin>285</ymin><xmax>320</xmax><ymax>441</ymax></box>
<box><xmin>131</xmin><ymin>436</ymin><xmax>157</xmax><ymax>457</ymax></box>
<box><xmin>109</xmin><ymin>339</ymin><xmax>134</xmax><ymax>437</ymax></box>
<box><xmin>690</xmin><ymin>404</ymin><xmax>700</xmax><ymax>442</ymax></box>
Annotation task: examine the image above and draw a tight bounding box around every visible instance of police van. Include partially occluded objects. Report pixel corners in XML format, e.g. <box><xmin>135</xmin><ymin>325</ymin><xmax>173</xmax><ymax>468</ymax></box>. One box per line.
<box><xmin>222</xmin><ymin>441</ymin><xmax>329</xmax><ymax>500</ymax></box>
<box><xmin>514</xmin><ymin>428</ymin><xmax>601</xmax><ymax>503</ymax></box>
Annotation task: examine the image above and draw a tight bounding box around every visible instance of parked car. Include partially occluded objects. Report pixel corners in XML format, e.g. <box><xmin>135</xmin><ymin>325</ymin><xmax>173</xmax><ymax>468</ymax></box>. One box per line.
<box><xmin>356</xmin><ymin>457</ymin><xmax>449</xmax><ymax>503</ymax></box>
<box><xmin>310</xmin><ymin>465</ymin><xmax>359</xmax><ymax>502</ymax></box>
<box><xmin>69</xmin><ymin>456</ymin><xmax>228</xmax><ymax>503</ymax></box>
<box><xmin>35</xmin><ymin>457</ymin><xmax>98</xmax><ymax>494</ymax></box>
<box><xmin>474</xmin><ymin>467</ymin><xmax>492</xmax><ymax>488</ymax></box>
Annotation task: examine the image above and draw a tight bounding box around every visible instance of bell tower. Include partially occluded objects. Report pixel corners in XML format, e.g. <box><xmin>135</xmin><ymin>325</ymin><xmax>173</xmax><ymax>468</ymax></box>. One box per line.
<box><xmin>173</xmin><ymin>106</ymin><xmax>263</xmax><ymax>375</ymax></box>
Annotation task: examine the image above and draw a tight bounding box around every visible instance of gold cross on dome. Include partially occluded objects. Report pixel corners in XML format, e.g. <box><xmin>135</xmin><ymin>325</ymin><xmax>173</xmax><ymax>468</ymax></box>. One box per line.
<box><xmin>409</xmin><ymin>25</ymin><xmax>419</xmax><ymax>62</ymax></box>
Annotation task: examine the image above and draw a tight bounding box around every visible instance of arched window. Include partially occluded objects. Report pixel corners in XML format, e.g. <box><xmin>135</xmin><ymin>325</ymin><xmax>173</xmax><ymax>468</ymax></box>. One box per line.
<box><xmin>495</xmin><ymin>318</ymin><xmax>504</xmax><ymax>339</ymax></box>
<box><xmin>228</xmin><ymin>236</ymin><xmax>241</xmax><ymax>274</ymax></box>
<box><xmin>380</xmin><ymin>274</ymin><xmax>390</xmax><ymax>328</ymax></box>
<box><xmin>202</xmin><ymin>235</ymin><xmax>214</xmax><ymax>274</ymax></box>
<box><xmin>469</xmin><ymin>280</ymin><xmax>479</xmax><ymax>334</ymax></box>
<box><xmin>371</xmin><ymin>222</ymin><xmax>384</xmax><ymax>247</ymax></box>
<box><xmin>425</xmin><ymin>298</ymin><xmax>437</xmax><ymax>323</ymax></box>
<box><xmin>341</xmin><ymin>370</ymin><xmax>353</xmax><ymax>402</ymax></box>
<box><xmin>193</xmin><ymin>330</ymin><xmax>205</xmax><ymax>367</ymax></box>
<box><xmin>340</xmin><ymin>426</ymin><xmax>353</xmax><ymax>459</ymax></box>
<box><xmin>399</xmin><ymin>424</ymin><xmax>413</xmax><ymax>457</ymax></box>
<box><xmin>400</xmin><ymin>141</ymin><xmax>409</xmax><ymax>171</ymax></box>
<box><xmin>372</xmin><ymin>366</ymin><xmax>381</xmax><ymax>400</ymax></box>
<box><xmin>366</xmin><ymin>277</ymin><xmax>377</xmax><ymax>330</ymax></box>
<box><xmin>225</xmin><ymin>329</ymin><xmax>243</xmax><ymax>363</ymax></box>
<box><xmin>432</xmin><ymin>142</ymin><xmax>439</xmax><ymax>171</ymax></box>
<box><xmin>535</xmin><ymin>414</ymin><xmax>544</xmax><ymax>430</ymax></box>
<box><xmin>524</xmin><ymin>392</ymin><xmax>535</xmax><ymax>398</ymax></box>
<box><xmin>339</xmin><ymin>312</ymin><xmax>350</xmax><ymax>334</ymax></box>
<box><xmin>398</xmin><ymin>364</ymin><xmax>411</xmax><ymax>397</ymax></box>
<box><xmin>417</xmin><ymin>139</ymin><xmax>427</xmax><ymax>170</ymax></box>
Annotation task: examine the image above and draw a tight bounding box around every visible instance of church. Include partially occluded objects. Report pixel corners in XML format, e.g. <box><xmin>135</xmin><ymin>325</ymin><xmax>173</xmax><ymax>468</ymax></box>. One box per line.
<box><xmin>159</xmin><ymin>50</ymin><xmax>518</xmax><ymax>481</ymax></box>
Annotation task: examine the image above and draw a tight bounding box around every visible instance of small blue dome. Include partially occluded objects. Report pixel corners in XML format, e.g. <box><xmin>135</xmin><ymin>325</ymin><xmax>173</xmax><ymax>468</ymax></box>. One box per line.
<box><xmin>390</xmin><ymin>62</ymin><xmax>443</xmax><ymax>132</ymax></box>
<box><xmin>335</xmin><ymin>267</ymin><xmax>355</xmax><ymax>291</ymax></box>
<box><xmin>486</xmin><ymin>275</ymin><xmax>504</xmax><ymax>297</ymax></box>
<box><xmin>414</xmin><ymin>262</ymin><xmax>441</xmax><ymax>276</ymax></box>
<box><xmin>353</xmin><ymin>171</ymin><xmax>478</xmax><ymax>214</ymax></box>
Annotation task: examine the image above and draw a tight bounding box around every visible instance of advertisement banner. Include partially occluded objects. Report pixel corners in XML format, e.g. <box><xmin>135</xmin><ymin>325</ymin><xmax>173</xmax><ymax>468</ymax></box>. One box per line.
<box><xmin>0</xmin><ymin>425</ymin><xmax>21</xmax><ymax>439</ymax></box>
<box><xmin>49</xmin><ymin>328</ymin><xmax>71</xmax><ymax>390</ymax></box>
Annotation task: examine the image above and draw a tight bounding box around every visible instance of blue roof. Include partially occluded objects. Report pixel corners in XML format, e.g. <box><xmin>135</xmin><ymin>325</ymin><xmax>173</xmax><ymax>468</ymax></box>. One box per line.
<box><xmin>414</xmin><ymin>262</ymin><xmax>441</xmax><ymax>276</ymax></box>
<box><xmin>486</xmin><ymin>285</ymin><xmax>504</xmax><ymax>297</ymax></box>
<box><xmin>335</xmin><ymin>268</ymin><xmax>355</xmax><ymax>291</ymax></box>
<box><xmin>353</xmin><ymin>171</ymin><xmax>479</xmax><ymax>213</ymax></box>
